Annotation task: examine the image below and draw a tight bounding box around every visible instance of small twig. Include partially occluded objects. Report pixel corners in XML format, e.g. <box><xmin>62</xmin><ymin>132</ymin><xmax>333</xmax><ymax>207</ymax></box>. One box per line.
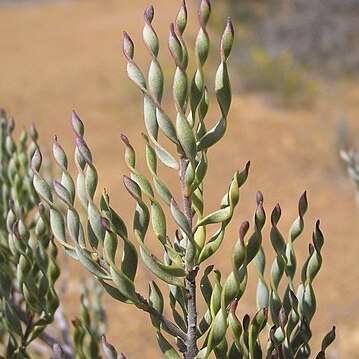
<box><xmin>136</xmin><ymin>293</ymin><xmax>187</xmax><ymax>342</ymax></box>
<box><xmin>55</xmin><ymin>306</ymin><xmax>74</xmax><ymax>356</ymax></box>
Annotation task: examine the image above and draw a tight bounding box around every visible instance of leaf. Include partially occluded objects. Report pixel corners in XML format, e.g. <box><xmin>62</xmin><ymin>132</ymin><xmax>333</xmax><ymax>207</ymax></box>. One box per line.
<box><xmin>88</xmin><ymin>202</ymin><xmax>105</xmax><ymax>248</ymax></box>
<box><xmin>139</xmin><ymin>247</ymin><xmax>184</xmax><ymax>287</ymax></box>
<box><xmin>199</xmin><ymin>228</ymin><xmax>225</xmax><ymax>263</ymax></box>
<box><xmin>110</xmin><ymin>266</ymin><xmax>139</xmax><ymax>304</ymax></box>
<box><xmin>321</xmin><ymin>326</ymin><xmax>336</xmax><ymax>351</ymax></box>
<box><xmin>151</xmin><ymin>202</ymin><xmax>167</xmax><ymax>245</ymax></box>
<box><xmin>170</xmin><ymin>199</ymin><xmax>192</xmax><ymax>240</ymax></box>
<box><xmin>215</xmin><ymin>62</ymin><xmax>231</xmax><ymax>117</ymax></box>
<box><xmin>176</xmin><ymin>113</ymin><xmax>196</xmax><ymax>165</ymax></box>
<box><xmin>156</xmin><ymin>109</ymin><xmax>178</xmax><ymax>144</ymax></box>
<box><xmin>156</xmin><ymin>332</ymin><xmax>181</xmax><ymax>359</ymax></box>
<box><xmin>144</xmin><ymin>95</ymin><xmax>159</xmax><ymax>139</ymax></box>
<box><xmin>149</xmin><ymin>281</ymin><xmax>164</xmax><ymax>330</ymax></box>
<box><xmin>197</xmin><ymin>207</ymin><xmax>231</xmax><ymax>226</ymax></box>
<box><xmin>197</xmin><ymin>117</ymin><xmax>226</xmax><ymax>151</ymax></box>
<box><xmin>3</xmin><ymin>301</ymin><xmax>22</xmax><ymax>337</ymax></box>
<box><xmin>154</xmin><ymin>144</ymin><xmax>179</xmax><ymax>170</ymax></box>
<box><xmin>99</xmin><ymin>280</ymin><xmax>132</xmax><ymax>304</ymax></box>
<box><xmin>102</xmin><ymin>335</ymin><xmax>118</xmax><ymax>359</ymax></box>
<box><xmin>50</xmin><ymin>209</ymin><xmax>73</xmax><ymax>249</ymax></box>
<box><xmin>210</xmin><ymin>309</ymin><xmax>228</xmax><ymax>349</ymax></box>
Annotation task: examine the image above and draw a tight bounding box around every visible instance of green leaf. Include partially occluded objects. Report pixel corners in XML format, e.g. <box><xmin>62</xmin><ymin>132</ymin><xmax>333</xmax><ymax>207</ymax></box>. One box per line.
<box><xmin>154</xmin><ymin>144</ymin><xmax>179</xmax><ymax>170</ymax></box>
<box><xmin>170</xmin><ymin>199</ymin><xmax>192</xmax><ymax>240</ymax></box>
<box><xmin>102</xmin><ymin>335</ymin><xmax>118</xmax><ymax>359</ymax></box>
<box><xmin>176</xmin><ymin>113</ymin><xmax>196</xmax><ymax>165</ymax></box>
<box><xmin>110</xmin><ymin>266</ymin><xmax>139</xmax><ymax>304</ymax></box>
<box><xmin>3</xmin><ymin>301</ymin><xmax>22</xmax><ymax>337</ymax></box>
<box><xmin>321</xmin><ymin>326</ymin><xmax>336</xmax><ymax>351</ymax></box>
<box><xmin>197</xmin><ymin>117</ymin><xmax>226</xmax><ymax>151</ymax></box>
<box><xmin>149</xmin><ymin>281</ymin><xmax>164</xmax><ymax>330</ymax></box>
<box><xmin>139</xmin><ymin>247</ymin><xmax>184</xmax><ymax>287</ymax></box>
<box><xmin>156</xmin><ymin>332</ymin><xmax>181</xmax><ymax>359</ymax></box>
<box><xmin>157</xmin><ymin>109</ymin><xmax>178</xmax><ymax>144</ymax></box>
<box><xmin>50</xmin><ymin>209</ymin><xmax>73</xmax><ymax>249</ymax></box>
<box><xmin>151</xmin><ymin>202</ymin><xmax>167</xmax><ymax>245</ymax></box>
<box><xmin>99</xmin><ymin>280</ymin><xmax>132</xmax><ymax>304</ymax></box>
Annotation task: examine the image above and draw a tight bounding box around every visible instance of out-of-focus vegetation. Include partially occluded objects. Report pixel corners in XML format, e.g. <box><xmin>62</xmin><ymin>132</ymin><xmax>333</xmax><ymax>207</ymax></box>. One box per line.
<box><xmin>217</xmin><ymin>0</ymin><xmax>359</xmax><ymax>105</ymax></box>
<box><xmin>0</xmin><ymin>109</ymin><xmax>107</xmax><ymax>358</ymax></box>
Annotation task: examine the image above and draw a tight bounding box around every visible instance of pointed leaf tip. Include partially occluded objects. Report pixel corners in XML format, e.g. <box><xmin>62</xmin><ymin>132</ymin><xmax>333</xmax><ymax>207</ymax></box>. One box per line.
<box><xmin>239</xmin><ymin>220</ymin><xmax>249</xmax><ymax>242</ymax></box>
<box><xmin>76</xmin><ymin>137</ymin><xmax>92</xmax><ymax>164</ymax></box>
<box><xmin>30</xmin><ymin>123</ymin><xmax>38</xmax><ymax>140</ymax></box>
<box><xmin>200</xmin><ymin>0</ymin><xmax>211</xmax><ymax>15</ymax></box>
<box><xmin>271</xmin><ymin>204</ymin><xmax>281</xmax><ymax>226</ymax></box>
<box><xmin>144</xmin><ymin>5</ymin><xmax>154</xmax><ymax>22</ymax></box>
<box><xmin>123</xmin><ymin>31</ymin><xmax>134</xmax><ymax>59</ymax></box>
<box><xmin>123</xmin><ymin>175</ymin><xmax>141</xmax><ymax>198</ymax></box>
<box><xmin>226</xmin><ymin>17</ymin><xmax>234</xmax><ymax>35</ymax></box>
<box><xmin>221</xmin><ymin>16</ymin><xmax>234</xmax><ymax>60</ymax></box>
<box><xmin>120</xmin><ymin>133</ymin><xmax>131</xmax><ymax>147</ymax></box>
<box><xmin>168</xmin><ymin>23</ymin><xmax>182</xmax><ymax>61</ymax></box>
<box><xmin>256</xmin><ymin>191</ymin><xmax>263</xmax><ymax>205</ymax></box>
<box><xmin>31</xmin><ymin>148</ymin><xmax>42</xmax><ymax>171</ymax></box>
<box><xmin>102</xmin><ymin>335</ymin><xmax>118</xmax><ymax>359</ymax></box>
<box><xmin>123</xmin><ymin>175</ymin><xmax>132</xmax><ymax>185</ymax></box>
<box><xmin>100</xmin><ymin>217</ymin><xmax>112</xmax><ymax>233</ymax></box>
<box><xmin>176</xmin><ymin>0</ymin><xmax>187</xmax><ymax>34</ymax></box>
<box><xmin>299</xmin><ymin>190</ymin><xmax>308</xmax><ymax>216</ymax></box>
<box><xmin>316</xmin><ymin>219</ymin><xmax>321</xmax><ymax>229</ymax></box>
<box><xmin>71</xmin><ymin>110</ymin><xmax>84</xmax><ymax>136</ymax></box>
<box><xmin>169</xmin><ymin>22</ymin><xmax>176</xmax><ymax>38</ymax></box>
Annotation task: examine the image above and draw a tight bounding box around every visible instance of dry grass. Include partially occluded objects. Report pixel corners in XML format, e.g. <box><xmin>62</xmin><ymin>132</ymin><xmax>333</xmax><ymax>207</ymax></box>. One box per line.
<box><xmin>1</xmin><ymin>0</ymin><xmax>359</xmax><ymax>357</ymax></box>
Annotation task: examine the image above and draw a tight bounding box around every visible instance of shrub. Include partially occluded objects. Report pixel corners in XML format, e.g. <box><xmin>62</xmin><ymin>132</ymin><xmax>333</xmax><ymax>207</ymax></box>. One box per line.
<box><xmin>2</xmin><ymin>1</ymin><xmax>335</xmax><ymax>358</ymax></box>
<box><xmin>0</xmin><ymin>109</ymin><xmax>106</xmax><ymax>358</ymax></box>
<box><xmin>241</xmin><ymin>49</ymin><xmax>319</xmax><ymax>105</ymax></box>
<box><xmin>341</xmin><ymin>148</ymin><xmax>359</xmax><ymax>203</ymax></box>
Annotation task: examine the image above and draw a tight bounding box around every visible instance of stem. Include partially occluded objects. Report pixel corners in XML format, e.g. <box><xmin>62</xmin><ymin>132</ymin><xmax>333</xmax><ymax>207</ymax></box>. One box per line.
<box><xmin>180</xmin><ymin>156</ymin><xmax>198</xmax><ymax>359</ymax></box>
<box><xmin>13</xmin><ymin>303</ymin><xmax>74</xmax><ymax>358</ymax></box>
<box><xmin>98</xmin><ymin>262</ymin><xmax>188</xmax><ymax>343</ymax></box>
<box><xmin>149</xmin><ymin>306</ymin><xmax>188</xmax><ymax>342</ymax></box>
<box><xmin>55</xmin><ymin>306</ymin><xmax>74</xmax><ymax>355</ymax></box>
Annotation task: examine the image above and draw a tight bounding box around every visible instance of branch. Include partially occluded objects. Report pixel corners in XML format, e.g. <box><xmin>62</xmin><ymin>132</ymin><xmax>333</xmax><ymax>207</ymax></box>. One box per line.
<box><xmin>136</xmin><ymin>293</ymin><xmax>187</xmax><ymax>342</ymax></box>
<box><xmin>54</xmin><ymin>306</ymin><xmax>74</xmax><ymax>357</ymax></box>
<box><xmin>98</xmin><ymin>258</ymin><xmax>187</xmax><ymax>342</ymax></box>
<box><xmin>180</xmin><ymin>156</ymin><xmax>199</xmax><ymax>359</ymax></box>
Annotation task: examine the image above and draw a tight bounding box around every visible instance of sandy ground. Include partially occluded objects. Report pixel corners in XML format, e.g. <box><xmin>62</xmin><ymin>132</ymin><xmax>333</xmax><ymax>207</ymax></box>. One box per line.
<box><xmin>1</xmin><ymin>0</ymin><xmax>359</xmax><ymax>357</ymax></box>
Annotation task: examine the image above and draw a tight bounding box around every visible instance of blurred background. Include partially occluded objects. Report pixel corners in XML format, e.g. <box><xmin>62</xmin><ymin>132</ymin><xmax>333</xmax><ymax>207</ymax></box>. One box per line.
<box><xmin>0</xmin><ymin>0</ymin><xmax>358</xmax><ymax>357</ymax></box>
